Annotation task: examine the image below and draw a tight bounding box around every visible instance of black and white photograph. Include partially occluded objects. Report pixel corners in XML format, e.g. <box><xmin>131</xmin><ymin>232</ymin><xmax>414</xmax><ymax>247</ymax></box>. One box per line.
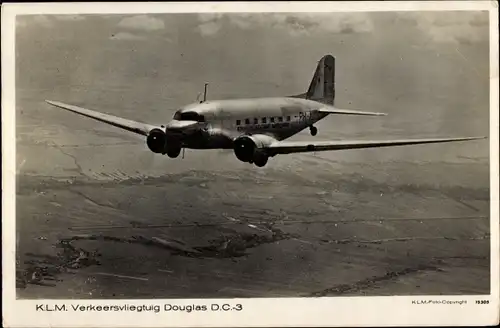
<box><xmin>2</xmin><ymin>2</ymin><xmax>499</xmax><ymax>327</ymax></box>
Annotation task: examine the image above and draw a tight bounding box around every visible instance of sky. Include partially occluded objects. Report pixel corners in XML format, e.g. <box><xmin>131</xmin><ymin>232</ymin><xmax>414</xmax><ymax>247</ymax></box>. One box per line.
<box><xmin>15</xmin><ymin>11</ymin><xmax>489</xmax><ymax>110</ymax></box>
<box><xmin>14</xmin><ymin>11</ymin><xmax>490</xmax><ymax>176</ymax></box>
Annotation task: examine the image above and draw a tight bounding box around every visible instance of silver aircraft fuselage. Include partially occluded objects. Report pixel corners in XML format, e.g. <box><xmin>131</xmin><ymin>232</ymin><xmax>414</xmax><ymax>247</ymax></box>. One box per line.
<box><xmin>166</xmin><ymin>97</ymin><xmax>327</xmax><ymax>149</ymax></box>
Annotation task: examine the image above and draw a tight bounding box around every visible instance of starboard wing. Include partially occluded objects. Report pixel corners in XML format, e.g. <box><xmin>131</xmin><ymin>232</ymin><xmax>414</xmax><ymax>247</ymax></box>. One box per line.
<box><xmin>46</xmin><ymin>100</ymin><xmax>161</xmax><ymax>136</ymax></box>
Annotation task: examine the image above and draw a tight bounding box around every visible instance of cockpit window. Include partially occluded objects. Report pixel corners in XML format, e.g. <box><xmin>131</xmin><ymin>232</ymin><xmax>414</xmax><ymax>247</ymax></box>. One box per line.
<box><xmin>173</xmin><ymin>111</ymin><xmax>205</xmax><ymax>122</ymax></box>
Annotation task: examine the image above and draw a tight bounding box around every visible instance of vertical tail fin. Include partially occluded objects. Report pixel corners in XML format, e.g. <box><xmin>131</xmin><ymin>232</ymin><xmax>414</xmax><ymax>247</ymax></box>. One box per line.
<box><xmin>306</xmin><ymin>54</ymin><xmax>335</xmax><ymax>105</ymax></box>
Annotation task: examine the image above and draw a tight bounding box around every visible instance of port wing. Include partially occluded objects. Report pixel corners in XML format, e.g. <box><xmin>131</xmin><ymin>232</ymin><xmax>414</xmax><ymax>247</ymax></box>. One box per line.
<box><xmin>266</xmin><ymin>137</ymin><xmax>485</xmax><ymax>155</ymax></box>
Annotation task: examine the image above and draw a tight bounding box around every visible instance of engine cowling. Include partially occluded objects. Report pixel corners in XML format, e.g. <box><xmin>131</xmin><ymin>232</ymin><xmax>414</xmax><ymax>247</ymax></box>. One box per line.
<box><xmin>233</xmin><ymin>136</ymin><xmax>256</xmax><ymax>162</ymax></box>
<box><xmin>146</xmin><ymin>128</ymin><xmax>167</xmax><ymax>153</ymax></box>
<box><xmin>233</xmin><ymin>134</ymin><xmax>273</xmax><ymax>167</ymax></box>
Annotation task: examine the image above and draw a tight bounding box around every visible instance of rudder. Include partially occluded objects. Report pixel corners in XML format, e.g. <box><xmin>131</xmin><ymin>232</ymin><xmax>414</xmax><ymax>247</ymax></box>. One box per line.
<box><xmin>306</xmin><ymin>55</ymin><xmax>335</xmax><ymax>105</ymax></box>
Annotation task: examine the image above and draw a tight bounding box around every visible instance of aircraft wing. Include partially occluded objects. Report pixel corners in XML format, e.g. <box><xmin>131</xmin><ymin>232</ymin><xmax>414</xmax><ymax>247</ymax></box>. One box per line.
<box><xmin>45</xmin><ymin>100</ymin><xmax>161</xmax><ymax>136</ymax></box>
<box><xmin>266</xmin><ymin>137</ymin><xmax>485</xmax><ymax>155</ymax></box>
<box><xmin>318</xmin><ymin>106</ymin><xmax>387</xmax><ymax>116</ymax></box>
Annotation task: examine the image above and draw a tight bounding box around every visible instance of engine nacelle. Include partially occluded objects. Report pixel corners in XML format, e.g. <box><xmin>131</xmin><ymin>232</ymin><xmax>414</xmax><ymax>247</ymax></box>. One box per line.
<box><xmin>146</xmin><ymin>128</ymin><xmax>167</xmax><ymax>153</ymax></box>
<box><xmin>233</xmin><ymin>136</ymin><xmax>256</xmax><ymax>162</ymax></box>
<box><xmin>233</xmin><ymin>134</ymin><xmax>273</xmax><ymax>167</ymax></box>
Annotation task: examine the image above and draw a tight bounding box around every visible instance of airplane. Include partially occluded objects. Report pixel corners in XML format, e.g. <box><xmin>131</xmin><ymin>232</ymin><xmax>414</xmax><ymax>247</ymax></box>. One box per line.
<box><xmin>46</xmin><ymin>54</ymin><xmax>485</xmax><ymax>168</ymax></box>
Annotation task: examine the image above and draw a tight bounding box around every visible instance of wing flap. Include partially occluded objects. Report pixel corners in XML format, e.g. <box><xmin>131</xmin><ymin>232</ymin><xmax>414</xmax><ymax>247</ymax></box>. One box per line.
<box><xmin>319</xmin><ymin>106</ymin><xmax>387</xmax><ymax>116</ymax></box>
<box><xmin>45</xmin><ymin>100</ymin><xmax>160</xmax><ymax>136</ymax></box>
<box><xmin>267</xmin><ymin>137</ymin><xmax>485</xmax><ymax>155</ymax></box>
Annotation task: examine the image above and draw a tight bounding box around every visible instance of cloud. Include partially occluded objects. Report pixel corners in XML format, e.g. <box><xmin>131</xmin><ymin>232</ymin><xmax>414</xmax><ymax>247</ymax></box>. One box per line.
<box><xmin>52</xmin><ymin>14</ymin><xmax>86</xmax><ymax>21</ymax></box>
<box><xmin>197</xmin><ymin>13</ymin><xmax>224</xmax><ymax>36</ymax></box>
<box><xmin>16</xmin><ymin>19</ymin><xmax>27</xmax><ymax>28</ymax></box>
<box><xmin>109</xmin><ymin>32</ymin><xmax>145</xmax><ymax>41</ymax></box>
<box><xmin>198</xmin><ymin>21</ymin><xmax>222</xmax><ymax>36</ymax></box>
<box><xmin>16</xmin><ymin>14</ymin><xmax>87</xmax><ymax>29</ymax></box>
<box><xmin>409</xmin><ymin>12</ymin><xmax>489</xmax><ymax>44</ymax></box>
<box><xmin>117</xmin><ymin>15</ymin><xmax>165</xmax><ymax>31</ymax></box>
<box><xmin>197</xmin><ymin>13</ymin><xmax>374</xmax><ymax>37</ymax></box>
<box><xmin>272</xmin><ymin>13</ymin><xmax>373</xmax><ymax>35</ymax></box>
<box><xmin>16</xmin><ymin>15</ymin><xmax>53</xmax><ymax>28</ymax></box>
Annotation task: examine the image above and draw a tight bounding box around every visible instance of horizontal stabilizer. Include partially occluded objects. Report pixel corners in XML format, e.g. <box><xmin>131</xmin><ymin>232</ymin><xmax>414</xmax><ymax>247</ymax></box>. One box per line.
<box><xmin>290</xmin><ymin>93</ymin><xmax>307</xmax><ymax>99</ymax></box>
<box><xmin>319</xmin><ymin>106</ymin><xmax>387</xmax><ymax>116</ymax></box>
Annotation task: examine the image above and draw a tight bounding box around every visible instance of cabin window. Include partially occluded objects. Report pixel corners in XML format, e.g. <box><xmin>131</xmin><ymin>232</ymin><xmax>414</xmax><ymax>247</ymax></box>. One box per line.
<box><xmin>270</xmin><ymin>117</ymin><xmax>275</xmax><ymax>123</ymax></box>
<box><xmin>286</xmin><ymin>116</ymin><xmax>291</xmax><ymax>121</ymax></box>
<box><xmin>236</xmin><ymin>120</ymin><xmax>241</xmax><ymax>126</ymax></box>
<box><xmin>278</xmin><ymin>117</ymin><xmax>283</xmax><ymax>122</ymax></box>
<box><xmin>254</xmin><ymin>118</ymin><xmax>258</xmax><ymax>124</ymax></box>
<box><xmin>245</xmin><ymin>118</ymin><xmax>250</xmax><ymax>125</ymax></box>
<box><xmin>262</xmin><ymin>118</ymin><xmax>267</xmax><ymax>123</ymax></box>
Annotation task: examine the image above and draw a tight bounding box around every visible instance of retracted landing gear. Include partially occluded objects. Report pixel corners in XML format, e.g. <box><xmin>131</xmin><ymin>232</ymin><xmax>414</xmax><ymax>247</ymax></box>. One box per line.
<box><xmin>309</xmin><ymin>126</ymin><xmax>318</xmax><ymax>136</ymax></box>
<box><xmin>254</xmin><ymin>156</ymin><xmax>268</xmax><ymax>168</ymax></box>
<box><xmin>249</xmin><ymin>153</ymin><xmax>269</xmax><ymax>167</ymax></box>
<box><xmin>165</xmin><ymin>147</ymin><xmax>181</xmax><ymax>158</ymax></box>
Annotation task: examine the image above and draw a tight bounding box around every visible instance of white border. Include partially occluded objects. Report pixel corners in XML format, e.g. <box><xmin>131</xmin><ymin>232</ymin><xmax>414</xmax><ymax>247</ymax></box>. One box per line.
<box><xmin>2</xmin><ymin>2</ymin><xmax>499</xmax><ymax>327</ymax></box>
